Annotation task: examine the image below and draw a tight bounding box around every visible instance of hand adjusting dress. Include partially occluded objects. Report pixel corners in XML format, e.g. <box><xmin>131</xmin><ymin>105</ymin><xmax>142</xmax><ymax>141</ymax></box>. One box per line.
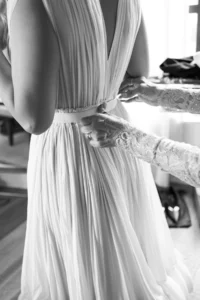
<box><xmin>7</xmin><ymin>0</ymin><xmax>193</xmax><ymax>299</ymax></box>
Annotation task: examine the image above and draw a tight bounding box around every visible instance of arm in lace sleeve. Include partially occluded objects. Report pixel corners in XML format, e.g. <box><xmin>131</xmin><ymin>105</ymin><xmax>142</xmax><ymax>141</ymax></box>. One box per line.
<box><xmin>81</xmin><ymin>110</ymin><xmax>200</xmax><ymax>187</ymax></box>
<box><xmin>116</xmin><ymin>127</ymin><xmax>200</xmax><ymax>187</ymax></box>
<box><xmin>140</xmin><ymin>84</ymin><xmax>200</xmax><ymax>113</ymax></box>
<box><xmin>120</xmin><ymin>77</ymin><xmax>200</xmax><ymax>113</ymax></box>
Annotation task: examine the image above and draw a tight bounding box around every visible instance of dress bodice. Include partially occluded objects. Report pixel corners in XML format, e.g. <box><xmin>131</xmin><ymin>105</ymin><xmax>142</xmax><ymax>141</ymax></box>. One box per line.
<box><xmin>7</xmin><ymin>0</ymin><xmax>141</xmax><ymax>110</ymax></box>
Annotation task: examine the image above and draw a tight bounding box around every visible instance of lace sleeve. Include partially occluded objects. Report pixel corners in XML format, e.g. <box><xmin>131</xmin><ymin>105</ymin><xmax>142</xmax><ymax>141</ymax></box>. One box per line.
<box><xmin>140</xmin><ymin>85</ymin><xmax>200</xmax><ymax>113</ymax></box>
<box><xmin>120</xmin><ymin>78</ymin><xmax>200</xmax><ymax>113</ymax></box>
<box><xmin>116</xmin><ymin>127</ymin><xmax>200</xmax><ymax>187</ymax></box>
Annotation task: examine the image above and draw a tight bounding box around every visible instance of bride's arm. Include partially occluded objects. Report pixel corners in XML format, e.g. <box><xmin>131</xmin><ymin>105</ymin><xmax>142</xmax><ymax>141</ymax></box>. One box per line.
<box><xmin>81</xmin><ymin>112</ymin><xmax>200</xmax><ymax>188</ymax></box>
<box><xmin>0</xmin><ymin>0</ymin><xmax>59</xmax><ymax>134</ymax></box>
<box><xmin>125</xmin><ymin>13</ymin><xmax>150</xmax><ymax>79</ymax></box>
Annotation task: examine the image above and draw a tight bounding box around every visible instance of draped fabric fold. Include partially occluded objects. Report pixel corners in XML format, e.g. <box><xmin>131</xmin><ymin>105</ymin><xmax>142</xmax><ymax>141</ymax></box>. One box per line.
<box><xmin>7</xmin><ymin>0</ymin><xmax>193</xmax><ymax>299</ymax></box>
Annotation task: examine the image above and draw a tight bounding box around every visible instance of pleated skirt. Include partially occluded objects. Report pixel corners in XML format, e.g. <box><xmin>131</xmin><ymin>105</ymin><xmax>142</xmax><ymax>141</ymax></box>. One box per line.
<box><xmin>18</xmin><ymin>102</ymin><xmax>193</xmax><ymax>300</ymax></box>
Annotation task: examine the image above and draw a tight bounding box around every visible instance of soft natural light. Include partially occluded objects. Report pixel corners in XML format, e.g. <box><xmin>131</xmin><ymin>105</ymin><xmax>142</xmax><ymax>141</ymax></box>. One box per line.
<box><xmin>127</xmin><ymin>0</ymin><xmax>200</xmax><ymax>143</ymax></box>
<box><xmin>141</xmin><ymin>0</ymin><xmax>198</xmax><ymax>76</ymax></box>
<box><xmin>187</xmin><ymin>0</ymin><xmax>199</xmax><ymax>5</ymax></box>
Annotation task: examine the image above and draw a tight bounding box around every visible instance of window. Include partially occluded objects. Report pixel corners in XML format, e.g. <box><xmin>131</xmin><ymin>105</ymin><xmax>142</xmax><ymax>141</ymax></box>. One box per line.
<box><xmin>188</xmin><ymin>0</ymin><xmax>200</xmax><ymax>51</ymax></box>
<box><xmin>141</xmin><ymin>0</ymin><xmax>198</xmax><ymax>76</ymax></box>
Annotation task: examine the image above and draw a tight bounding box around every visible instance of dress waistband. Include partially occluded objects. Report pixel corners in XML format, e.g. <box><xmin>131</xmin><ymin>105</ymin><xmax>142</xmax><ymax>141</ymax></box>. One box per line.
<box><xmin>53</xmin><ymin>97</ymin><xmax>119</xmax><ymax>124</ymax></box>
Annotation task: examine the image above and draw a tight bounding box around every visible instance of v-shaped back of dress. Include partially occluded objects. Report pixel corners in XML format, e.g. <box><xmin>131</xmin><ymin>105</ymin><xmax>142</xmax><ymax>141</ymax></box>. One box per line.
<box><xmin>42</xmin><ymin>0</ymin><xmax>141</xmax><ymax>110</ymax></box>
<box><xmin>7</xmin><ymin>0</ymin><xmax>141</xmax><ymax>110</ymax></box>
<box><xmin>6</xmin><ymin>2</ymin><xmax>194</xmax><ymax>300</ymax></box>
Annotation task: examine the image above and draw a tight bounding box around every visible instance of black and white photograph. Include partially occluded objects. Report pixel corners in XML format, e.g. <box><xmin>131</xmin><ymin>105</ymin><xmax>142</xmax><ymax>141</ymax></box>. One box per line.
<box><xmin>1</xmin><ymin>0</ymin><xmax>200</xmax><ymax>299</ymax></box>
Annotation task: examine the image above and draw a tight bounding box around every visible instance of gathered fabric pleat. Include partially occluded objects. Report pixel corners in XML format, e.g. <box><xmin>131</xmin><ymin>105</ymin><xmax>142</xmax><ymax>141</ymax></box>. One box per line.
<box><xmin>16</xmin><ymin>102</ymin><xmax>193</xmax><ymax>299</ymax></box>
<box><xmin>6</xmin><ymin>0</ymin><xmax>193</xmax><ymax>298</ymax></box>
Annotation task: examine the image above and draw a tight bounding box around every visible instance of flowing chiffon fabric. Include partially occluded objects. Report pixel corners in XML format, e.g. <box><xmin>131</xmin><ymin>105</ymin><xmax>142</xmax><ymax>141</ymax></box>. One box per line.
<box><xmin>7</xmin><ymin>0</ymin><xmax>193</xmax><ymax>299</ymax></box>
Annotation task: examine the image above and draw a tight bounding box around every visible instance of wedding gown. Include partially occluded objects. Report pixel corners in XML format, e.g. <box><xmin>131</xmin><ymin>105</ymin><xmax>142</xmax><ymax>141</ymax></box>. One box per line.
<box><xmin>7</xmin><ymin>0</ymin><xmax>193</xmax><ymax>299</ymax></box>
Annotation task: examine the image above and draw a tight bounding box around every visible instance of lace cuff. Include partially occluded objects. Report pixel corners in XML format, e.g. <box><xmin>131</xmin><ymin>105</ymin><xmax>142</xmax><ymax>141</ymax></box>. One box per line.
<box><xmin>116</xmin><ymin>127</ymin><xmax>200</xmax><ymax>187</ymax></box>
<box><xmin>155</xmin><ymin>138</ymin><xmax>200</xmax><ymax>187</ymax></box>
<box><xmin>116</xmin><ymin>128</ymin><xmax>163</xmax><ymax>163</ymax></box>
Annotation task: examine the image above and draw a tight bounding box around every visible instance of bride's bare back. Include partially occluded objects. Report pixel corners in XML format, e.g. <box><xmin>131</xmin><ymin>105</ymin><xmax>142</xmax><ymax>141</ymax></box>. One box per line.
<box><xmin>3</xmin><ymin>1</ymin><xmax>192</xmax><ymax>299</ymax></box>
<box><xmin>99</xmin><ymin>0</ymin><xmax>119</xmax><ymax>57</ymax></box>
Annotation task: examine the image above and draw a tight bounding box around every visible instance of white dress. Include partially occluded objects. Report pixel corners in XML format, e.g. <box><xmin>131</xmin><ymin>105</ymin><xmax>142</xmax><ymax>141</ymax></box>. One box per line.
<box><xmin>7</xmin><ymin>0</ymin><xmax>193</xmax><ymax>299</ymax></box>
